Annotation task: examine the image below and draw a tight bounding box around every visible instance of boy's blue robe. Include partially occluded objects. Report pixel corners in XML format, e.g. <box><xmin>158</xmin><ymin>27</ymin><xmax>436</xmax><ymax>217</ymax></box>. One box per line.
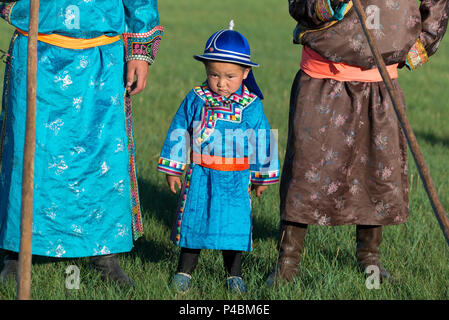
<box><xmin>158</xmin><ymin>84</ymin><xmax>279</xmax><ymax>251</ymax></box>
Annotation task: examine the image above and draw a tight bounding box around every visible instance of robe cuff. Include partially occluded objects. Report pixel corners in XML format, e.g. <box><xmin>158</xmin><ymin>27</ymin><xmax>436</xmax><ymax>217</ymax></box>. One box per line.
<box><xmin>405</xmin><ymin>38</ymin><xmax>429</xmax><ymax>71</ymax></box>
<box><xmin>315</xmin><ymin>0</ymin><xmax>349</xmax><ymax>22</ymax></box>
<box><xmin>1</xmin><ymin>2</ymin><xmax>15</xmax><ymax>24</ymax></box>
<box><xmin>123</xmin><ymin>25</ymin><xmax>164</xmax><ymax>65</ymax></box>
<box><xmin>250</xmin><ymin>170</ymin><xmax>280</xmax><ymax>185</ymax></box>
<box><xmin>157</xmin><ymin>157</ymin><xmax>186</xmax><ymax>176</ymax></box>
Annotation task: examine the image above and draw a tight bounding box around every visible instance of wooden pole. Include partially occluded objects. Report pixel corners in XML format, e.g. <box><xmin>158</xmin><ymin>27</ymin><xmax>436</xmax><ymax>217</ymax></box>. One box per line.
<box><xmin>352</xmin><ymin>0</ymin><xmax>449</xmax><ymax>246</ymax></box>
<box><xmin>17</xmin><ymin>0</ymin><xmax>39</xmax><ymax>300</ymax></box>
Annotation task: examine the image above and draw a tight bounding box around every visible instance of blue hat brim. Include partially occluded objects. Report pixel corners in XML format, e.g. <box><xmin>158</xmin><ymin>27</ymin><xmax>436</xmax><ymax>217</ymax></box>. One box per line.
<box><xmin>194</xmin><ymin>54</ymin><xmax>259</xmax><ymax>67</ymax></box>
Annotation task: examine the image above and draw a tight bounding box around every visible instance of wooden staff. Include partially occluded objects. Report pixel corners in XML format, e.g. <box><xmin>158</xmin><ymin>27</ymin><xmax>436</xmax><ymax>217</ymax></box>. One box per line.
<box><xmin>352</xmin><ymin>0</ymin><xmax>449</xmax><ymax>246</ymax></box>
<box><xmin>17</xmin><ymin>0</ymin><xmax>39</xmax><ymax>300</ymax></box>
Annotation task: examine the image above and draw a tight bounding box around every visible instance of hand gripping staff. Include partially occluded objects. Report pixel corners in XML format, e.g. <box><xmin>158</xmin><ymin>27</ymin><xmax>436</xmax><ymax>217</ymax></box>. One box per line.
<box><xmin>352</xmin><ymin>0</ymin><xmax>449</xmax><ymax>247</ymax></box>
<box><xmin>17</xmin><ymin>0</ymin><xmax>39</xmax><ymax>300</ymax></box>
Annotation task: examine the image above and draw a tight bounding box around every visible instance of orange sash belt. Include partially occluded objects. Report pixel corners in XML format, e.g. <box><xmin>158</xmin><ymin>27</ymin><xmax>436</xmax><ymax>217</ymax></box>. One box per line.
<box><xmin>16</xmin><ymin>28</ymin><xmax>120</xmax><ymax>49</ymax></box>
<box><xmin>300</xmin><ymin>46</ymin><xmax>398</xmax><ymax>82</ymax></box>
<box><xmin>192</xmin><ymin>152</ymin><xmax>249</xmax><ymax>171</ymax></box>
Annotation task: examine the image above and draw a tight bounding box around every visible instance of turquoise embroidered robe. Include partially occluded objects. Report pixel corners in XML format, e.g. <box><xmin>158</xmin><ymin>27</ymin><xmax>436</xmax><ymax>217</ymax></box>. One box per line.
<box><xmin>0</xmin><ymin>0</ymin><xmax>163</xmax><ymax>257</ymax></box>
<box><xmin>157</xmin><ymin>84</ymin><xmax>279</xmax><ymax>251</ymax></box>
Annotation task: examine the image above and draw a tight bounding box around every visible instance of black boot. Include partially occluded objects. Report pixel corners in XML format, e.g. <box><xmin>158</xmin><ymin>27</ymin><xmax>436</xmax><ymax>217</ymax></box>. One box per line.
<box><xmin>266</xmin><ymin>221</ymin><xmax>308</xmax><ymax>286</ymax></box>
<box><xmin>0</xmin><ymin>251</ymin><xmax>18</xmax><ymax>285</ymax></box>
<box><xmin>89</xmin><ymin>254</ymin><xmax>135</xmax><ymax>288</ymax></box>
<box><xmin>356</xmin><ymin>225</ymin><xmax>393</xmax><ymax>283</ymax></box>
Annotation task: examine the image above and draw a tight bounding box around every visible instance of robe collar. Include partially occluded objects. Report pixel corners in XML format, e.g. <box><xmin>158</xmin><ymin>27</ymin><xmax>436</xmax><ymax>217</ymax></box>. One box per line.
<box><xmin>198</xmin><ymin>82</ymin><xmax>257</xmax><ymax>108</ymax></box>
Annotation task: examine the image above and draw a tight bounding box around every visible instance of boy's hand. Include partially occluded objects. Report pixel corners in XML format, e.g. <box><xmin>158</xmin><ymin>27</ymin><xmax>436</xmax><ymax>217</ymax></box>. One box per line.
<box><xmin>166</xmin><ymin>175</ymin><xmax>182</xmax><ymax>194</ymax></box>
<box><xmin>126</xmin><ymin>60</ymin><xmax>149</xmax><ymax>96</ymax></box>
<box><xmin>253</xmin><ymin>185</ymin><xmax>268</xmax><ymax>197</ymax></box>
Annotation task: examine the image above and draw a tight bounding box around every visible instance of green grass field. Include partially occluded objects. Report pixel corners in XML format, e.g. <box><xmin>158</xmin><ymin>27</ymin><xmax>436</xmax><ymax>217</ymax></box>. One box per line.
<box><xmin>1</xmin><ymin>0</ymin><xmax>449</xmax><ymax>300</ymax></box>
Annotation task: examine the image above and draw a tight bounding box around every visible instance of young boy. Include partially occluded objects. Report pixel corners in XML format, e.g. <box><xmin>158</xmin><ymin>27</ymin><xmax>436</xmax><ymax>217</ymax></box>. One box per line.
<box><xmin>268</xmin><ymin>0</ymin><xmax>448</xmax><ymax>284</ymax></box>
<box><xmin>157</xmin><ymin>22</ymin><xmax>279</xmax><ymax>293</ymax></box>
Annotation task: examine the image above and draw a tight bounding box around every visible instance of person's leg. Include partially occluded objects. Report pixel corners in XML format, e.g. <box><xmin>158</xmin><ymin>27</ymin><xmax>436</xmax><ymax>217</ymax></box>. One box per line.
<box><xmin>222</xmin><ymin>250</ymin><xmax>242</xmax><ymax>277</ymax></box>
<box><xmin>177</xmin><ymin>247</ymin><xmax>201</xmax><ymax>275</ymax></box>
<box><xmin>222</xmin><ymin>250</ymin><xmax>247</xmax><ymax>293</ymax></box>
<box><xmin>356</xmin><ymin>225</ymin><xmax>393</xmax><ymax>282</ymax></box>
<box><xmin>172</xmin><ymin>247</ymin><xmax>201</xmax><ymax>293</ymax></box>
<box><xmin>266</xmin><ymin>220</ymin><xmax>308</xmax><ymax>285</ymax></box>
<box><xmin>0</xmin><ymin>250</ymin><xmax>18</xmax><ymax>284</ymax></box>
<box><xmin>89</xmin><ymin>254</ymin><xmax>135</xmax><ymax>288</ymax></box>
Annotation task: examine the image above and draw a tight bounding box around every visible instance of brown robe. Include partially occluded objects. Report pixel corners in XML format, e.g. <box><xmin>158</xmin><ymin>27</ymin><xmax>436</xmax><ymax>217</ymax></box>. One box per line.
<box><xmin>281</xmin><ymin>0</ymin><xmax>449</xmax><ymax>226</ymax></box>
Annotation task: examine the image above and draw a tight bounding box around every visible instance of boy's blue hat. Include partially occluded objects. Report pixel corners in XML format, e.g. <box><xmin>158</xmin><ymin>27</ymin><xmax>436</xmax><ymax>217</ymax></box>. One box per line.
<box><xmin>194</xmin><ymin>21</ymin><xmax>264</xmax><ymax>99</ymax></box>
<box><xmin>193</xmin><ymin>21</ymin><xmax>258</xmax><ymax>67</ymax></box>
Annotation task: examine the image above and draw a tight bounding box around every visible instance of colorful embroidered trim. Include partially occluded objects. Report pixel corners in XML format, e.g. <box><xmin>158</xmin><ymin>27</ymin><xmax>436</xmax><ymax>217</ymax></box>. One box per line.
<box><xmin>193</xmin><ymin>84</ymin><xmax>257</xmax><ymax>144</ymax></box>
<box><xmin>248</xmin><ymin>176</ymin><xmax>252</xmax><ymax>208</ymax></box>
<box><xmin>125</xmin><ymin>94</ymin><xmax>143</xmax><ymax>240</ymax></box>
<box><xmin>0</xmin><ymin>2</ymin><xmax>16</xmax><ymax>24</ymax></box>
<box><xmin>315</xmin><ymin>0</ymin><xmax>335</xmax><ymax>22</ymax></box>
<box><xmin>194</xmin><ymin>83</ymin><xmax>257</xmax><ymax>108</ymax></box>
<box><xmin>172</xmin><ymin>165</ymin><xmax>193</xmax><ymax>245</ymax></box>
<box><xmin>248</xmin><ymin>176</ymin><xmax>253</xmax><ymax>251</ymax></box>
<box><xmin>157</xmin><ymin>157</ymin><xmax>186</xmax><ymax>176</ymax></box>
<box><xmin>250</xmin><ymin>170</ymin><xmax>280</xmax><ymax>185</ymax></box>
<box><xmin>332</xmin><ymin>1</ymin><xmax>350</xmax><ymax>20</ymax></box>
<box><xmin>315</xmin><ymin>0</ymin><xmax>350</xmax><ymax>22</ymax></box>
<box><xmin>123</xmin><ymin>26</ymin><xmax>164</xmax><ymax>64</ymax></box>
<box><xmin>405</xmin><ymin>38</ymin><xmax>429</xmax><ymax>71</ymax></box>
<box><xmin>193</xmin><ymin>107</ymin><xmax>217</xmax><ymax>144</ymax></box>
<box><xmin>294</xmin><ymin>1</ymin><xmax>352</xmax><ymax>44</ymax></box>
<box><xmin>0</xmin><ymin>32</ymin><xmax>17</xmax><ymax>164</ymax></box>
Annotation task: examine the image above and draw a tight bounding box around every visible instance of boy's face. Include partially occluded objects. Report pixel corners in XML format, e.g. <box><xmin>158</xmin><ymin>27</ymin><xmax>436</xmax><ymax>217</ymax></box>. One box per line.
<box><xmin>205</xmin><ymin>61</ymin><xmax>250</xmax><ymax>98</ymax></box>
